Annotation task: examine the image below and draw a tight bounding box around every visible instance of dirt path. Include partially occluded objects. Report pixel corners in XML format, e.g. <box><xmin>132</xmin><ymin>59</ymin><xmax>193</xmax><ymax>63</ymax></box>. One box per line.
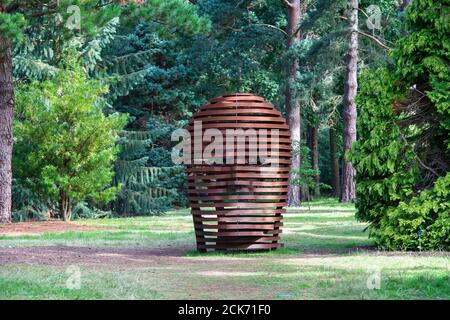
<box><xmin>0</xmin><ymin>245</ymin><xmax>266</xmax><ymax>271</ymax></box>
<box><xmin>0</xmin><ymin>245</ymin><xmax>193</xmax><ymax>266</ymax></box>
<box><xmin>0</xmin><ymin>221</ymin><xmax>105</xmax><ymax>237</ymax></box>
<box><xmin>0</xmin><ymin>245</ymin><xmax>273</xmax><ymax>299</ymax></box>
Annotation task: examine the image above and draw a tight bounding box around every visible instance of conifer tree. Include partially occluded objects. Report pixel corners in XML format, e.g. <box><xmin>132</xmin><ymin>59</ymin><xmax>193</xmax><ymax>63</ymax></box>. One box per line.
<box><xmin>350</xmin><ymin>0</ymin><xmax>449</xmax><ymax>249</ymax></box>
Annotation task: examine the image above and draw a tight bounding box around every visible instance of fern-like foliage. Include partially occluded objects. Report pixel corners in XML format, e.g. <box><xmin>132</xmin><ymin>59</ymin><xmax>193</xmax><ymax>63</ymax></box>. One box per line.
<box><xmin>111</xmin><ymin>119</ymin><xmax>186</xmax><ymax>216</ymax></box>
<box><xmin>12</xmin><ymin>182</ymin><xmax>49</xmax><ymax>222</ymax></box>
<box><xmin>13</xmin><ymin>15</ymin><xmax>120</xmax><ymax>81</ymax></box>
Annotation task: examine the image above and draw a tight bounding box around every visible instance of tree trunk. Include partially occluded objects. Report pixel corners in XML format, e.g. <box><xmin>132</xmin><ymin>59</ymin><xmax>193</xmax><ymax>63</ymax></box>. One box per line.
<box><xmin>306</xmin><ymin>124</ymin><xmax>312</xmax><ymax>151</ymax></box>
<box><xmin>311</xmin><ymin>125</ymin><xmax>320</xmax><ymax>198</ymax></box>
<box><xmin>329</xmin><ymin>127</ymin><xmax>340</xmax><ymax>198</ymax></box>
<box><xmin>285</xmin><ymin>0</ymin><xmax>301</xmax><ymax>207</ymax></box>
<box><xmin>307</xmin><ymin>124</ymin><xmax>320</xmax><ymax>198</ymax></box>
<box><xmin>0</xmin><ymin>36</ymin><xmax>14</xmax><ymax>224</ymax></box>
<box><xmin>341</xmin><ymin>0</ymin><xmax>358</xmax><ymax>203</ymax></box>
<box><xmin>59</xmin><ymin>191</ymin><xmax>72</xmax><ymax>221</ymax></box>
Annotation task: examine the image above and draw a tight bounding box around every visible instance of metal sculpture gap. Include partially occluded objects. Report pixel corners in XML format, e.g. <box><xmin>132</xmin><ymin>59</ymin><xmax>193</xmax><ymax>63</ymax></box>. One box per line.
<box><xmin>186</xmin><ymin>93</ymin><xmax>292</xmax><ymax>252</ymax></box>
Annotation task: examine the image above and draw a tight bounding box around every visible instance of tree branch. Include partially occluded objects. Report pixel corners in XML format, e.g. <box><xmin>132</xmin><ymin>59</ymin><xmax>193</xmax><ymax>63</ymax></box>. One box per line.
<box><xmin>397</xmin><ymin>128</ymin><xmax>440</xmax><ymax>178</ymax></box>
<box><xmin>235</xmin><ymin>0</ymin><xmax>245</xmax><ymax>8</ymax></box>
<box><xmin>357</xmin><ymin>7</ymin><xmax>369</xmax><ymax>20</ymax></box>
<box><xmin>252</xmin><ymin>23</ymin><xmax>288</xmax><ymax>37</ymax></box>
<box><xmin>282</xmin><ymin>0</ymin><xmax>294</xmax><ymax>8</ymax></box>
<box><xmin>339</xmin><ymin>16</ymin><xmax>391</xmax><ymax>50</ymax></box>
<box><xmin>356</xmin><ymin>30</ymin><xmax>391</xmax><ymax>50</ymax></box>
<box><xmin>291</xmin><ymin>24</ymin><xmax>301</xmax><ymax>39</ymax></box>
<box><xmin>246</xmin><ymin>0</ymin><xmax>264</xmax><ymax>9</ymax></box>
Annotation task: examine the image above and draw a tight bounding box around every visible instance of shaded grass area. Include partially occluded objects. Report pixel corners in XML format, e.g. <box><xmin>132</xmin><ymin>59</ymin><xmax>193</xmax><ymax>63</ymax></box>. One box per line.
<box><xmin>0</xmin><ymin>201</ymin><xmax>367</xmax><ymax>251</ymax></box>
<box><xmin>0</xmin><ymin>199</ymin><xmax>449</xmax><ymax>299</ymax></box>
<box><xmin>0</xmin><ymin>209</ymin><xmax>194</xmax><ymax>248</ymax></box>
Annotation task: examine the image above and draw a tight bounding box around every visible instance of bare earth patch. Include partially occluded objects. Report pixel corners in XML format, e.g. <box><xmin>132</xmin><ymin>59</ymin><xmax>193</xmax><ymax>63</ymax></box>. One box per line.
<box><xmin>0</xmin><ymin>246</ymin><xmax>188</xmax><ymax>266</ymax></box>
<box><xmin>0</xmin><ymin>245</ymin><xmax>271</xmax><ymax>299</ymax></box>
<box><xmin>0</xmin><ymin>221</ymin><xmax>105</xmax><ymax>237</ymax></box>
<box><xmin>0</xmin><ymin>245</ymin><xmax>262</xmax><ymax>269</ymax></box>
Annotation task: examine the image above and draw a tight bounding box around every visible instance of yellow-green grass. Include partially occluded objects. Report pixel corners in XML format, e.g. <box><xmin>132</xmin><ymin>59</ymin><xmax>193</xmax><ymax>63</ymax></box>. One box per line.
<box><xmin>0</xmin><ymin>199</ymin><xmax>448</xmax><ymax>299</ymax></box>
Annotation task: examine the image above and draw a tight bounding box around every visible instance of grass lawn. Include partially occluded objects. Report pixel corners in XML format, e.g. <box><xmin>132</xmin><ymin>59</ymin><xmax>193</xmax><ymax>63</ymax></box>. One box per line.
<box><xmin>0</xmin><ymin>199</ymin><xmax>448</xmax><ymax>300</ymax></box>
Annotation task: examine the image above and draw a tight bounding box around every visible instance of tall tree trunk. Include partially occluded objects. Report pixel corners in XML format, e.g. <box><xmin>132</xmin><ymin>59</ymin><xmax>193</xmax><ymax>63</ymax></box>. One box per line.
<box><xmin>329</xmin><ymin>127</ymin><xmax>340</xmax><ymax>197</ymax></box>
<box><xmin>306</xmin><ymin>124</ymin><xmax>312</xmax><ymax>150</ymax></box>
<box><xmin>311</xmin><ymin>125</ymin><xmax>320</xmax><ymax>198</ymax></box>
<box><xmin>307</xmin><ymin>124</ymin><xmax>320</xmax><ymax>198</ymax></box>
<box><xmin>285</xmin><ymin>0</ymin><xmax>301</xmax><ymax>207</ymax></box>
<box><xmin>341</xmin><ymin>0</ymin><xmax>358</xmax><ymax>203</ymax></box>
<box><xmin>0</xmin><ymin>36</ymin><xmax>14</xmax><ymax>224</ymax></box>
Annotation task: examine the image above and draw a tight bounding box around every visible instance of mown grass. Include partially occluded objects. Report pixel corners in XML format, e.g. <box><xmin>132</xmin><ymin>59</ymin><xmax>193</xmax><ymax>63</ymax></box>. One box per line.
<box><xmin>0</xmin><ymin>198</ymin><xmax>448</xmax><ymax>300</ymax></box>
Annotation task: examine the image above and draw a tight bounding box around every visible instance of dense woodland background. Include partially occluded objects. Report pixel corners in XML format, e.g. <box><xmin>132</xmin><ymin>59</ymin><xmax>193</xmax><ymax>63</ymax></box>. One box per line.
<box><xmin>0</xmin><ymin>0</ymin><xmax>448</xmax><ymax>250</ymax></box>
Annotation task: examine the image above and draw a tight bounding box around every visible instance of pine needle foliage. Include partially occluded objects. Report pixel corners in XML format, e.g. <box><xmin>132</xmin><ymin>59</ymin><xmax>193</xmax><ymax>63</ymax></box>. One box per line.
<box><xmin>349</xmin><ymin>0</ymin><xmax>449</xmax><ymax>250</ymax></box>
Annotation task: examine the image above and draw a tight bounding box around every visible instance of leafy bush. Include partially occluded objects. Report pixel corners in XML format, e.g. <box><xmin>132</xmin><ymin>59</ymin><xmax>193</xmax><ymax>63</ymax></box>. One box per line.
<box><xmin>377</xmin><ymin>174</ymin><xmax>449</xmax><ymax>250</ymax></box>
<box><xmin>349</xmin><ymin>0</ymin><xmax>449</xmax><ymax>250</ymax></box>
<box><xmin>14</xmin><ymin>53</ymin><xmax>127</xmax><ymax>221</ymax></box>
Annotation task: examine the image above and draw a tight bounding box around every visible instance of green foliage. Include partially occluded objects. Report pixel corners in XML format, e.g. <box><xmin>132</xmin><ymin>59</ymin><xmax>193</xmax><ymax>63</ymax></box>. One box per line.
<box><xmin>13</xmin><ymin>54</ymin><xmax>127</xmax><ymax>218</ymax></box>
<box><xmin>293</xmin><ymin>0</ymin><xmax>404</xmax><ymax>195</ymax></box>
<box><xmin>186</xmin><ymin>0</ymin><xmax>285</xmax><ymax>105</ymax></box>
<box><xmin>72</xmin><ymin>201</ymin><xmax>113</xmax><ymax>220</ymax></box>
<box><xmin>393</xmin><ymin>0</ymin><xmax>450</xmax><ymax>148</ymax></box>
<box><xmin>0</xmin><ymin>12</ymin><xmax>26</xmax><ymax>41</ymax></box>
<box><xmin>290</xmin><ymin>140</ymin><xmax>328</xmax><ymax>201</ymax></box>
<box><xmin>8</xmin><ymin>0</ymin><xmax>448</xmax><ymax>234</ymax></box>
<box><xmin>350</xmin><ymin>0</ymin><xmax>450</xmax><ymax>250</ymax></box>
<box><xmin>377</xmin><ymin>173</ymin><xmax>450</xmax><ymax>250</ymax></box>
<box><xmin>122</xmin><ymin>0</ymin><xmax>211</xmax><ymax>36</ymax></box>
<box><xmin>11</xmin><ymin>183</ymin><xmax>49</xmax><ymax>222</ymax></box>
<box><xmin>101</xmin><ymin>22</ymin><xmax>199</xmax><ymax>116</ymax></box>
<box><xmin>11</xmin><ymin>0</ymin><xmax>209</xmax><ymax>82</ymax></box>
<box><xmin>9</xmin><ymin>0</ymin><xmax>210</xmax><ymax>219</ymax></box>
<box><xmin>13</xmin><ymin>14</ymin><xmax>120</xmax><ymax>80</ymax></box>
<box><xmin>10</xmin><ymin>1</ymin><xmax>120</xmax><ymax>80</ymax></box>
<box><xmin>91</xmin><ymin>3</ymin><xmax>210</xmax><ymax>216</ymax></box>
<box><xmin>112</xmin><ymin>117</ymin><xmax>186</xmax><ymax>216</ymax></box>
<box><xmin>318</xmin><ymin>128</ymin><xmax>341</xmax><ymax>191</ymax></box>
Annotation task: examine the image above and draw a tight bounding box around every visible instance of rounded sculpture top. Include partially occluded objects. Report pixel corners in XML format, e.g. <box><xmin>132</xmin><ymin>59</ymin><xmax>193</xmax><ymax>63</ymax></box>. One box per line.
<box><xmin>187</xmin><ymin>93</ymin><xmax>291</xmax><ymax>167</ymax></box>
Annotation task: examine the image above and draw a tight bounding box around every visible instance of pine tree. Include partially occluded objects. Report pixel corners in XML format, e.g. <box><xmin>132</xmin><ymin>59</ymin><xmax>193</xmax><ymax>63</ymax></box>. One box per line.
<box><xmin>341</xmin><ymin>0</ymin><xmax>358</xmax><ymax>203</ymax></box>
<box><xmin>290</xmin><ymin>0</ymin><xmax>404</xmax><ymax>199</ymax></box>
<box><xmin>284</xmin><ymin>0</ymin><xmax>302</xmax><ymax>206</ymax></box>
<box><xmin>98</xmin><ymin>12</ymin><xmax>209</xmax><ymax>216</ymax></box>
<box><xmin>112</xmin><ymin>120</ymin><xmax>186</xmax><ymax>216</ymax></box>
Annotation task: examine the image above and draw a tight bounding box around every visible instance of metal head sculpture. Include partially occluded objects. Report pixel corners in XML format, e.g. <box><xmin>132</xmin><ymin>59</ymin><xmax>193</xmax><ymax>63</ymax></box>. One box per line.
<box><xmin>186</xmin><ymin>93</ymin><xmax>292</xmax><ymax>252</ymax></box>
